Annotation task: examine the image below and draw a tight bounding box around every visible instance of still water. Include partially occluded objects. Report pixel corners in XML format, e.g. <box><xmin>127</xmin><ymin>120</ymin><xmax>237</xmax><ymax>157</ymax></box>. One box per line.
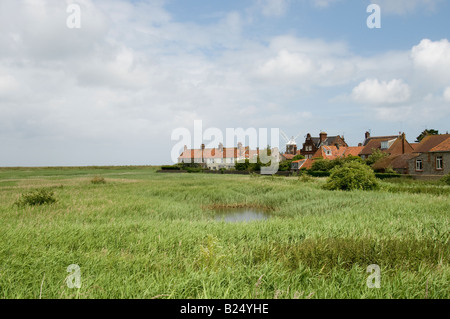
<box><xmin>214</xmin><ymin>208</ymin><xmax>272</xmax><ymax>223</ymax></box>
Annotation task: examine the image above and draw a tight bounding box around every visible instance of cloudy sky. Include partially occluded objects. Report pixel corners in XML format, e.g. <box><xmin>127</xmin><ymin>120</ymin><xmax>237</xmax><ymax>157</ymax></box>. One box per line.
<box><xmin>0</xmin><ymin>0</ymin><xmax>449</xmax><ymax>166</ymax></box>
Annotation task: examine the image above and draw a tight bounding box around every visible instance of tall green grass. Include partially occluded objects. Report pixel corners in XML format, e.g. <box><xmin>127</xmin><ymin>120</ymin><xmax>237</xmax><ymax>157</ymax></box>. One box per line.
<box><xmin>0</xmin><ymin>167</ymin><xmax>448</xmax><ymax>298</ymax></box>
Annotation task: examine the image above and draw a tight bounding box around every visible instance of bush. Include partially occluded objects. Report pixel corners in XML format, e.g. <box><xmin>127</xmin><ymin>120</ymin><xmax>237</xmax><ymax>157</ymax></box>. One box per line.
<box><xmin>324</xmin><ymin>161</ymin><xmax>379</xmax><ymax>191</ymax></box>
<box><xmin>161</xmin><ymin>165</ymin><xmax>181</xmax><ymax>170</ymax></box>
<box><xmin>375</xmin><ymin>173</ymin><xmax>402</xmax><ymax>179</ymax></box>
<box><xmin>15</xmin><ymin>188</ymin><xmax>57</xmax><ymax>207</ymax></box>
<box><xmin>441</xmin><ymin>173</ymin><xmax>450</xmax><ymax>185</ymax></box>
<box><xmin>307</xmin><ymin>171</ymin><xmax>330</xmax><ymax>177</ymax></box>
<box><xmin>91</xmin><ymin>176</ymin><xmax>106</xmax><ymax>184</ymax></box>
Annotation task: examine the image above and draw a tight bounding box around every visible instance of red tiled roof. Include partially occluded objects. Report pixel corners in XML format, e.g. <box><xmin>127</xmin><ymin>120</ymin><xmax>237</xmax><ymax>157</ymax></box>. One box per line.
<box><xmin>372</xmin><ymin>153</ymin><xmax>419</xmax><ymax>171</ymax></box>
<box><xmin>343</xmin><ymin>146</ymin><xmax>364</xmax><ymax>157</ymax></box>
<box><xmin>359</xmin><ymin>137</ymin><xmax>396</xmax><ymax>156</ymax></box>
<box><xmin>422</xmin><ymin>134</ymin><xmax>450</xmax><ymax>153</ymax></box>
<box><xmin>179</xmin><ymin>146</ymin><xmax>259</xmax><ymax>159</ymax></box>
<box><xmin>282</xmin><ymin>154</ymin><xmax>296</xmax><ymax>160</ymax></box>
<box><xmin>312</xmin><ymin>145</ymin><xmax>364</xmax><ymax>160</ymax></box>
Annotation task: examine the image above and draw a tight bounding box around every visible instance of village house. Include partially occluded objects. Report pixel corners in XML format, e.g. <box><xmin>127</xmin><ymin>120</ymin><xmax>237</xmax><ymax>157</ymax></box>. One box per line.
<box><xmin>407</xmin><ymin>134</ymin><xmax>450</xmax><ymax>178</ymax></box>
<box><xmin>291</xmin><ymin>144</ymin><xmax>363</xmax><ymax>171</ymax></box>
<box><xmin>178</xmin><ymin>143</ymin><xmax>260</xmax><ymax>170</ymax></box>
<box><xmin>299</xmin><ymin>132</ymin><xmax>348</xmax><ymax>159</ymax></box>
<box><xmin>358</xmin><ymin>131</ymin><xmax>414</xmax><ymax>159</ymax></box>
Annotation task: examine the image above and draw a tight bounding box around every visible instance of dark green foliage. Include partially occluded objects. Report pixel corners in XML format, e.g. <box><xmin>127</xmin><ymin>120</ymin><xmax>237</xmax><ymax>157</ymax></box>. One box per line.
<box><xmin>307</xmin><ymin>171</ymin><xmax>330</xmax><ymax>177</ymax></box>
<box><xmin>91</xmin><ymin>176</ymin><xmax>106</xmax><ymax>184</ymax></box>
<box><xmin>292</xmin><ymin>154</ymin><xmax>305</xmax><ymax>161</ymax></box>
<box><xmin>257</xmin><ymin>238</ymin><xmax>448</xmax><ymax>272</ymax></box>
<box><xmin>278</xmin><ymin>160</ymin><xmax>292</xmax><ymax>171</ymax></box>
<box><xmin>235</xmin><ymin>157</ymin><xmax>269</xmax><ymax>172</ymax></box>
<box><xmin>15</xmin><ymin>188</ymin><xmax>57</xmax><ymax>206</ymax></box>
<box><xmin>324</xmin><ymin>161</ymin><xmax>379</xmax><ymax>191</ymax></box>
<box><xmin>375</xmin><ymin>173</ymin><xmax>402</xmax><ymax>179</ymax></box>
<box><xmin>441</xmin><ymin>173</ymin><xmax>450</xmax><ymax>186</ymax></box>
<box><xmin>161</xmin><ymin>165</ymin><xmax>181</xmax><ymax>170</ymax></box>
<box><xmin>366</xmin><ymin>149</ymin><xmax>389</xmax><ymax>166</ymax></box>
<box><xmin>311</xmin><ymin>159</ymin><xmax>332</xmax><ymax>172</ymax></box>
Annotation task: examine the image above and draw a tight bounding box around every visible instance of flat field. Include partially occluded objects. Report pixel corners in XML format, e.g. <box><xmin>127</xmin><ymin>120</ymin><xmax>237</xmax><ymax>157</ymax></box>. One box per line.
<box><xmin>0</xmin><ymin>167</ymin><xmax>448</xmax><ymax>298</ymax></box>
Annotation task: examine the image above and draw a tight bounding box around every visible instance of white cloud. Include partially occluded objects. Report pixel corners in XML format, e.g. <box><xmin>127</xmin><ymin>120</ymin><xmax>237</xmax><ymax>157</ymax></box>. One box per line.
<box><xmin>411</xmin><ymin>38</ymin><xmax>450</xmax><ymax>86</ymax></box>
<box><xmin>257</xmin><ymin>0</ymin><xmax>290</xmax><ymax>17</ymax></box>
<box><xmin>351</xmin><ymin>79</ymin><xmax>411</xmax><ymax>104</ymax></box>
<box><xmin>0</xmin><ymin>0</ymin><xmax>448</xmax><ymax>165</ymax></box>
<box><xmin>371</xmin><ymin>0</ymin><xmax>442</xmax><ymax>14</ymax></box>
<box><xmin>313</xmin><ymin>0</ymin><xmax>341</xmax><ymax>8</ymax></box>
<box><xmin>444</xmin><ymin>87</ymin><xmax>450</xmax><ymax>102</ymax></box>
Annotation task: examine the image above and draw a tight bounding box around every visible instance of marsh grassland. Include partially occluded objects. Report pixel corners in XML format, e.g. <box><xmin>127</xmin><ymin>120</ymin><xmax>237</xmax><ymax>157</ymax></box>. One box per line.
<box><xmin>0</xmin><ymin>167</ymin><xmax>449</xmax><ymax>298</ymax></box>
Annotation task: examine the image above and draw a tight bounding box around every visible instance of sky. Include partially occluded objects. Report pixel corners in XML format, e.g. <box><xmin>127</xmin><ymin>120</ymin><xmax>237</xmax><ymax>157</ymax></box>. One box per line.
<box><xmin>0</xmin><ymin>0</ymin><xmax>449</xmax><ymax>166</ymax></box>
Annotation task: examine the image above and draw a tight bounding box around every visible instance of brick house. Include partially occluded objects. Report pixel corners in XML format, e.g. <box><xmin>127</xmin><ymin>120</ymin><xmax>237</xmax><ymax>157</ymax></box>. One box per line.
<box><xmin>359</xmin><ymin>132</ymin><xmax>414</xmax><ymax>160</ymax></box>
<box><xmin>407</xmin><ymin>134</ymin><xmax>450</xmax><ymax>178</ymax></box>
<box><xmin>178</xmin><ymin>143</ymin><xmax>260</xmax><ymax>170</ymax></box>
<box><xmin>299</xmin><ymin>132</ymin><xmax>348</xmax><ymax>159</ymax></box>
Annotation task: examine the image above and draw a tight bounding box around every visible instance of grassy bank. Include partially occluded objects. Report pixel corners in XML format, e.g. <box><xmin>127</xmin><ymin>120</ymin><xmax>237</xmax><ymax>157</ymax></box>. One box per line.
<box><xmin>0</xmin><ymin>167</ymin><xmax>448</xmax><ymax>298</ymax></box>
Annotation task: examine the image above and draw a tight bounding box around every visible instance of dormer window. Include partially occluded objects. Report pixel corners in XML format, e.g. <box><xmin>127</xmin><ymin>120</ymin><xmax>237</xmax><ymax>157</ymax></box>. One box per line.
<box><xmin>381</xmin><ymin>141</ymin><xmax>388</xmax><ymax>150</ymax></box>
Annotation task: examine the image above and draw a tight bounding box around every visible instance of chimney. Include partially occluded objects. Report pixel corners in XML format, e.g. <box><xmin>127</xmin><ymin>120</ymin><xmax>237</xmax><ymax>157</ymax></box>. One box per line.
<box><xmin>201</xmin><ymin>144</ymin><xmax>205</xmax><ymax>150</ymax></box>
<box><xmin>401</xmin><ymin>132</ymin><xmax>406</xmax><ymax>154</ymax></box>
<box><xmin>358</xmin><ymin>143</ymin><xmax>362</xmax><ymax>147</ymax></box>
<box><xmin>218</xmin><ymin>143</ymin><xmax>223</xmax><ymax>152</ymax></box>
<box><xmin>365</xmin><ymin>131</ymin><xmax>371</xmax><ymax>139</ymax></box>
<box><xmin>184</xmin><ymin>145</ymin><xmax>188</xmax><ymax>152</ymax></box>
<box><xmin>319</xmin><ymin>132</ymin><xmax>327</xmax><ymax>143</ymax></box>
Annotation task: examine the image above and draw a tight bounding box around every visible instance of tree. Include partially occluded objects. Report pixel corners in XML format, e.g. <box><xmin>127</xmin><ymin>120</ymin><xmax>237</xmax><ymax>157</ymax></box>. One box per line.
<box><xmin>324</xmin><ymin>161</ymin><xmax>379</xmax><ymax>191</ymax></box>
<box><xmin>366</xmin><ymin>149</ymin><xmax>389</xmax><ymax>166</ymax></box>
<box><xmin>292</xmin><ymin>154</ymin><xmax>305</xmax><ymax>161</ymax></box>
<box><xmin>416</xmin><ymin>129</ymin><xmax>439</xmax><ymax>143</ymax></box>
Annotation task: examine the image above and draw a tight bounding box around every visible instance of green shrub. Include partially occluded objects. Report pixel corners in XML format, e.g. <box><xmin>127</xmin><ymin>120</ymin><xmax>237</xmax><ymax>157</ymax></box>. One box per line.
<box><xmin>15</xmin><ymin>188</ymin><xmax>57</xmax><ymax>207</ymax></box>
<box><xmin>324</xmin><ymin>161</ymin><xmax>379</xmax><ymax>191</ymax></box>
<box><xmin>91</xmin><ymin>176</ymin><xmax>106</xmax><ymax>184</ymax></box>
<box><xmin>440</xmin><ymin>173</ymin><xmax>450</xmax><ymax>185</ymax></box>
<box><xmin>307</xmin><ymin>170</ymin><xmax>330</xmax><ymax>177</ymax></box>
<box><xmin>161</xmin><ymin>165</ymin><xmax>181</xmax><ymax>170</ymax></box>
<box><xmin>375</xmin><ymin>173</ymin><xmax>402</xmax><ymax>179</ymax></box>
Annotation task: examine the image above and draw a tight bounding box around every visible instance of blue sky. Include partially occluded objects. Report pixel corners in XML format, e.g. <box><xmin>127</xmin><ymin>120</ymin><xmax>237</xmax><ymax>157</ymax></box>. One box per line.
<box><xmin>0</xmin><ymin>0</ymin><xmax>449</xmax><ymax>166</ymax></box>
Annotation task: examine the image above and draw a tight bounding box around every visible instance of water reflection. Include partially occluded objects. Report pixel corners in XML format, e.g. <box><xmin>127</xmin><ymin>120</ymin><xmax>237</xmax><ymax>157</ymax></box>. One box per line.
<box><xmin>214</xmin><ymin>208</ymin><xmax>271</xmax><ymax>223</ymax></box>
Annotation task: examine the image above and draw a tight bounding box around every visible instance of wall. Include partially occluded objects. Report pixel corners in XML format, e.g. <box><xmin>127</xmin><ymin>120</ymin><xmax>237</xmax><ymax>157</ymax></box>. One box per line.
<box><xmin>408</xmin><ymin>152</ymin><xmax>449</xmax><ymax>177</ymax></box>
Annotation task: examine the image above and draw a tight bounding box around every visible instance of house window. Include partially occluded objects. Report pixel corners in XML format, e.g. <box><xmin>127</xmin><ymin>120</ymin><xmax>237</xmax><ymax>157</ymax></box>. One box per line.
<box><xmin>436</xmin><ymin>156</ymin><xmax>443</xmax><ymax>170</ymax></box>
<box><xmin>325</xmin><ymin>150</ymin><xmax>331</xmax><ymax>156</ymax></box>
<box><xmin>416</xmin><ymin>159</ymin><xmax>423</xmax><ymax>171</ymax></box>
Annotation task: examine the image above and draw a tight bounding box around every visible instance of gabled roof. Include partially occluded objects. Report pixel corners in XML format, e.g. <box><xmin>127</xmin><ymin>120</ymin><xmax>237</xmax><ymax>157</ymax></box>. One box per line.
<box><xmin>414</xmin><ymin>134</ymin><xmax>450</xmax><ymax>153</ymax></box>
<box><xmin>313</xmin><ymin>145</ymin><xmax>363</xmax><ymax>160</ymax></box>
<box><xmin>372</xmin><ymin>153</ymin><xmax>419</xmax><ymax>171</ymax></box>
<box><xmin>429</xmin><ymin>136</ymin><xmax>450</xmax><ymax>152</ymax></box>
<box><xmin>281</xmin><ymin>154</ymin><xmax>296</xmax><ymax>160</ymax></box>
<box><xmin>359</xmin><ymin>136</ymin><xmax>399</xmax><ymax>156</ymax></box>
<box><xmin>292</xmin><ymin>158</ymin><xmax>313</xmax><ymax>170</ymax></box>
<box><xmin>343</xmin><ymin>146</ymin><xmax>364</xmax><ymax>157</ymax></box>
<box><xmin>363</xmin><ymin>135</ymin><xmax>398</xmax><ymax>146</ymax></box>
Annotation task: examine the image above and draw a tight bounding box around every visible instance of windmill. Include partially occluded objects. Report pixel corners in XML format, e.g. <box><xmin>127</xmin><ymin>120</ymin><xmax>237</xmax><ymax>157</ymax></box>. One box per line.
<box><xmin>280</xmin><ymin>130</ymin><xmax>302</xmax><ymax>155</ymax></box>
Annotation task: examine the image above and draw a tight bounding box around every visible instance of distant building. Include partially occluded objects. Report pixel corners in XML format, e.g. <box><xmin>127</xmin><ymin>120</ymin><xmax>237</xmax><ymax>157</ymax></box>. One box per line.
<box><xmin>358</xmin><ymin>131</ymin><xmax>414</xmax><ymax>159</ymax></box>
<box><xmin>299</xmin><ymin>132</ymin><xmax>348</xmax><ymax>159</ymax></box>
<box><xmin>178</xmin><ymin>143</ymin><xmax>260</xmax><ymax>170</ymax></box>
